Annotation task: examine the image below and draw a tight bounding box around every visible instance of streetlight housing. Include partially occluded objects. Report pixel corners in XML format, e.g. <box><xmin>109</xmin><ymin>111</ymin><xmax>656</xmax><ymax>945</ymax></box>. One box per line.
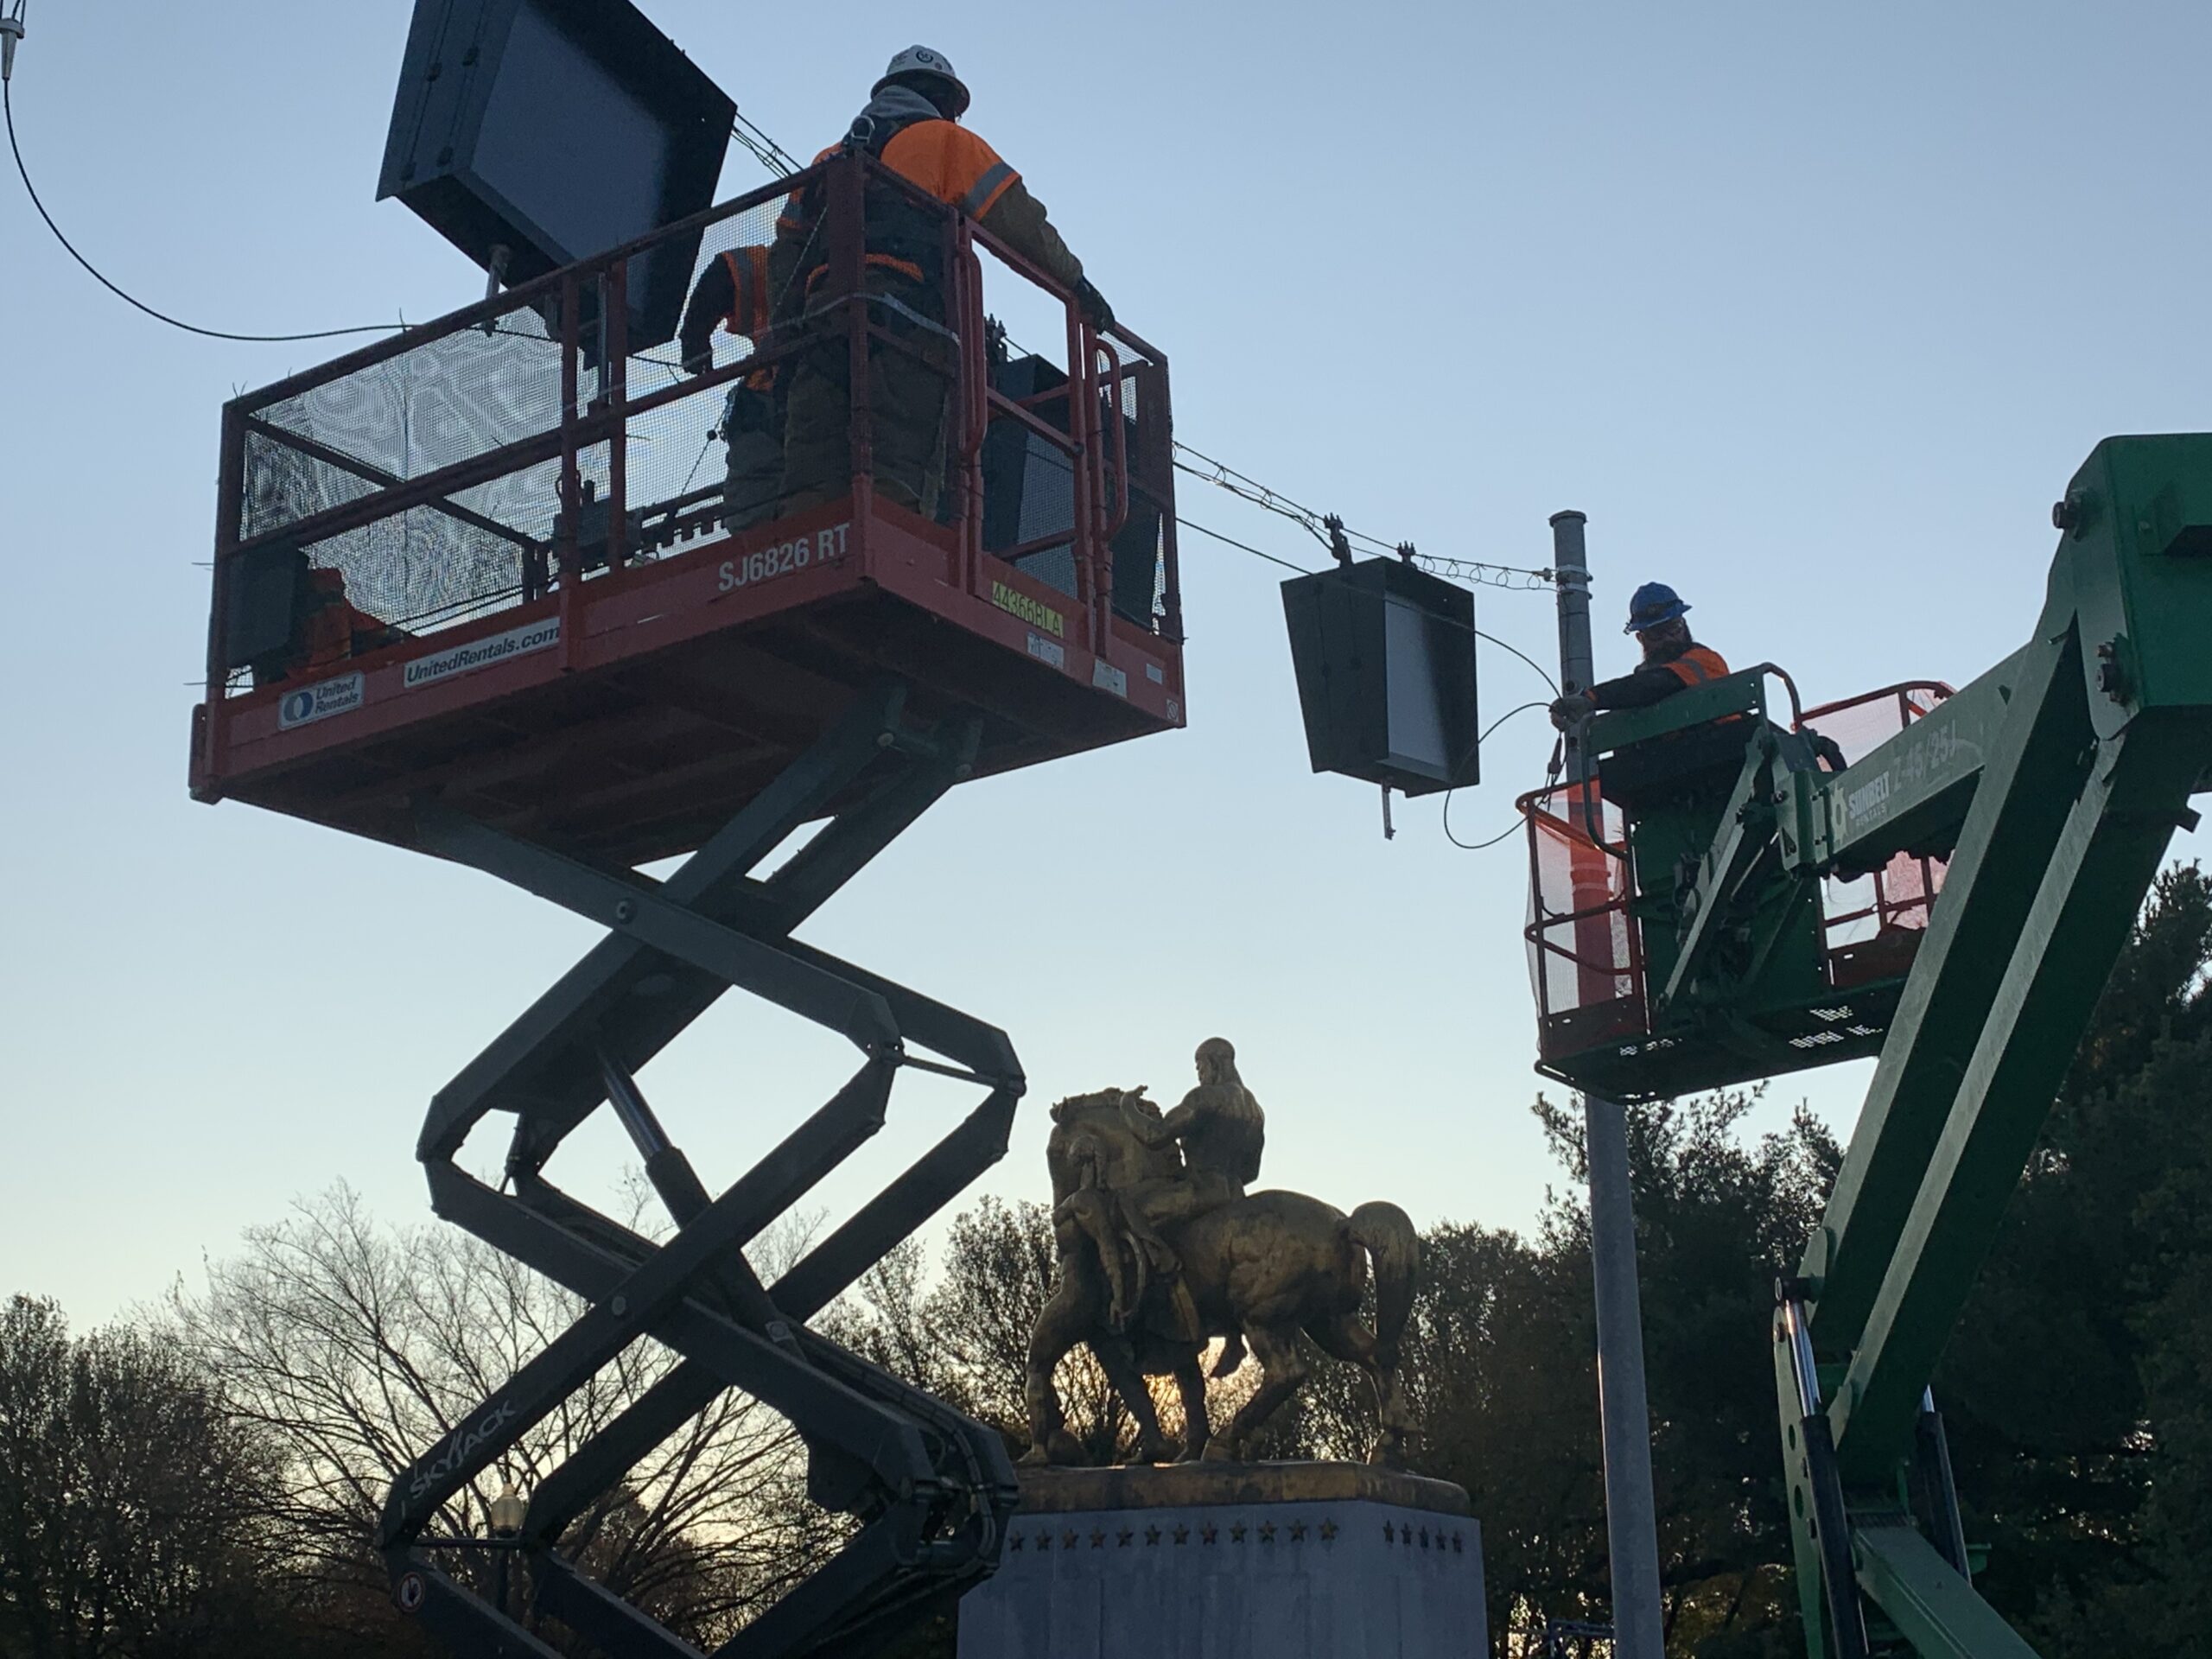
<box><xmin>488</xmin><ymin>1482</ymin><xmax>528</xmax><ymax>1537</ymax></box>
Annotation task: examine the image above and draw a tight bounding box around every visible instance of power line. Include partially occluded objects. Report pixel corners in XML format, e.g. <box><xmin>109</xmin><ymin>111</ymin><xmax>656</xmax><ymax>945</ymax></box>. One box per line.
<box><xmin>4</xmin><ymin>82</ymin><xmax>406</xmax><ymax>345</ymax></box>
<box><xmin>1170</xmin><ymin>441</ymin><xmax>1556</xmax><ymax>593</ymax></box>
<box><xmin>1174</xmin><ymin>515</ymin><xmax>1318</xmax><ymax>576</ymax></box>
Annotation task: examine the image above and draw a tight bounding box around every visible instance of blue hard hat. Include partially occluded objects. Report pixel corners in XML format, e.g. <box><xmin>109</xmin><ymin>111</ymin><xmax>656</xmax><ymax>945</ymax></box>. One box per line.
<box><xmin>1624</xmin><ymin>582</ymin><xmax>1690</xmax><ymax>634</ymax></box>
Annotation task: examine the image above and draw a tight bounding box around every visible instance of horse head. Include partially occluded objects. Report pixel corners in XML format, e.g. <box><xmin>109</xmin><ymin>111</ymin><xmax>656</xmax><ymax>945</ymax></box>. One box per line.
<box><xmin>1044</xmin><ymin>1086</ymin><xmax>1177</xmax><ymax>1205</ymax></box>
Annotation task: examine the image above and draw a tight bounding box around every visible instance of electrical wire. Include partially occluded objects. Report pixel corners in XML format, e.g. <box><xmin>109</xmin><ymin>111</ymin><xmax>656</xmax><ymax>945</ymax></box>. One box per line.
<box><xmin>1441</xmin><ymin>701</ymin><xmax>1552</xmax><ymax>850</ymax></box>
<box><xmin>730</xmin><ymin>112</ymin><xmax>802</xmax><ymax>179</ymax></box>
<box><xmin>4</xmin><ymin>82</ymin><xmax>406</xmax><ymax>344</ymax></box>
<box><xmin>1473</xmin><ymin>630</ymin><xmax>1559</xmax><ymax>696</ymax></box>
<box><xmin>1170</xmin><ymin>441</ymin><xmax>1555</xmax><ymax>592</ymax></box>
<box><xmin>1173</xmin><ymin>515</ymin><xmax>1319</xmax><ymax>576</ymax></box>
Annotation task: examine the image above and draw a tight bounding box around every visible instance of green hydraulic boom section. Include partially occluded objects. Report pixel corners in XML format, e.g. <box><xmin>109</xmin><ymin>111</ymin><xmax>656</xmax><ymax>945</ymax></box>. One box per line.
<box><xmin>1563</xmin><ymin>435</ymin><xmax>2212</xmax><ymax>1659</ymax></box>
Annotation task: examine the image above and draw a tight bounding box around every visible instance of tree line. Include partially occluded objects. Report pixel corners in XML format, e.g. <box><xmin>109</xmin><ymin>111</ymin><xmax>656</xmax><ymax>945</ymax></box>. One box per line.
<box><xmin>7</xmin><ymin>868</ymin><xmax>2211</xmax><ymax>1656</ymax></box>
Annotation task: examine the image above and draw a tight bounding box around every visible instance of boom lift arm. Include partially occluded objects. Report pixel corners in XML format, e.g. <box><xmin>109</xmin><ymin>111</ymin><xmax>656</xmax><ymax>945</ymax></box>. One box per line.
<box><xmin>1769</xmin><ymin>435</ymin><xmax>2212</xmax><ymax>1659</ymax></box>
<box><xmin>1541</xmin><ymin>435</ymin><xmax>2212</xmax><ymax>1658</ymax></box>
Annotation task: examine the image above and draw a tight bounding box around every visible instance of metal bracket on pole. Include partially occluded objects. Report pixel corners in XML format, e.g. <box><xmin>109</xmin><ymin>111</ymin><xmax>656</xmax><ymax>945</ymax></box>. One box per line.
<box><xmin>378</xmin><ymin>685</ymin><xmax>1025</xmax><ymax>1659</ymax></box>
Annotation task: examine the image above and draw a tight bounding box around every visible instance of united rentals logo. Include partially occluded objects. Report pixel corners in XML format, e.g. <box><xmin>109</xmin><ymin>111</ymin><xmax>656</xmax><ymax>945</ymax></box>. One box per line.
<box><xmin>991</xmin><ymin>581</ymin><xmax>1065</xmax><ymax>639</ymax></box>
<box><xmin>276</xmin><ymin>671</ymin><xmax>365</xmax><ymax>730</ymax></box>
<box><xmin>402</xmin><ymin>619</ymin><xmax>562</xmax><ymax>690</ymax></box>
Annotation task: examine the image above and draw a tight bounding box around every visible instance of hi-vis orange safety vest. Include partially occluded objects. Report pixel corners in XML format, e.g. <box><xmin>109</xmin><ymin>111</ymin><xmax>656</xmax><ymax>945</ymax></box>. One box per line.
<box><xmin>783</xmin><ymin>120</ymin><xmax>1023</xmax><ymax>297</ymax></box>
<box><xmin>1661</xmin><ymin>645</ymin><xmax>1730</xmax><ymax>689</ymax></box>
<box><xmin>719</xmin><ymin>245</ymin><xmax>772</xmax><ymax>339</ymax></box>
<box><xmin>298</xmin><ymin>569</ymin><xmax>392</xmax><ymax>670</ymax></box>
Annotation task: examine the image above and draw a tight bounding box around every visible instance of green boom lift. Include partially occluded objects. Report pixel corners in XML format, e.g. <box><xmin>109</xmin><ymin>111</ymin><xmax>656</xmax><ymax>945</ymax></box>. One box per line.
<box><xmin>1529</xmin><ymin>435</ymin><xmax>2212</xmax><ymax>1657</ymax></box>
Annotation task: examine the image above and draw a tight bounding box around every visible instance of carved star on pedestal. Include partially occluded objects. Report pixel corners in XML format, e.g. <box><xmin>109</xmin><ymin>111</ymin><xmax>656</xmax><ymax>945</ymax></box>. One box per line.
<box><xmin>1089</xmin><ymin>1529</ymin><xmax>1105</xmax><ymax>1548</ymax></box>
<box><xmin>1319</xmin><ymin>1519</ymin><xmax>1338</xmax><ymax>1541</ymax></box>
<box><xmin>1257</xmin><ymin>1522</ymin><xmax>1276</xmax><ymax>1544</ymax></box>
<box><xmin>1010</xmin><ymin>1533</ymin><xmax>1023</xmax><ymax>1551</ymax></box>
<box><xmin>1200</xmin><ymin>1524</ymin><xmax>1218</xmax><ymax>1545</ymax></box>
<box><xmin>1230</xmin><ymin>1522</ymin><xmax>1247</xmax><ymax>1543</ymax></box>
<box><xmin>1288</xmin><ymin>1522</ymin><xmax>1307</xmax><ymax>1542</ymax></box>
<box><xmin>1144</xmin><ymin>1525</ymin><xmax>1161</xmax><ymax>1546</ymax></box>
<box><xmin>1062</xmin><ymin>1530</ymin><xmax>1078</xmax><ymax>1550</ymax></box>
<box><xmin>1173</xmin><ymin>1524</ymin><xmax>1190</xmax><ymax>1544</ymax></box>
<box><xmin>1036</xmin><ymin>1529</ymin><xmax>1052</xmax><ymax>1549</ymax></box>
<box><xmin>1117</xmin><ymin>1529</ymin><xmax>1134</xmax><ymax>1547</ymax></box>
<box><xmin>1382</xmin><ymin>1522</ymin><xmax>1395</xmax><ymax>1543</ymax></box>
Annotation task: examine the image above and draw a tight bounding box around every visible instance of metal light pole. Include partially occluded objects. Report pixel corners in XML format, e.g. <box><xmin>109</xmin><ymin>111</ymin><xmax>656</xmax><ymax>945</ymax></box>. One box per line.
<box><xmin>1548</xmin><ymin>510</ymin><xmax>1666</xmax><ymax>1659</ymax></box>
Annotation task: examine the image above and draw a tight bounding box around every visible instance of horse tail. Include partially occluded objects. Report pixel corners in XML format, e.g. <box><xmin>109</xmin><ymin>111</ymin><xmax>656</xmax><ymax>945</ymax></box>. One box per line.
<box><xmin>1348</xmin><ymin>1201</ymin><xmax>1420</xmax><ymax>1367</ymax></box>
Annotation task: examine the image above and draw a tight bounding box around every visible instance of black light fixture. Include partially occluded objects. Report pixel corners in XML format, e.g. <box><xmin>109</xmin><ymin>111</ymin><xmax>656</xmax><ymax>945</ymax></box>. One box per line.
<box><xmin>377</xmin><ymin>0</ymin><xmax>735</xmax><ymax>349</ymax></box>
<box><xmin>1281</xmin><ymin>556</ymin><xmax>1481</xmax><ymax>797</ymax></box>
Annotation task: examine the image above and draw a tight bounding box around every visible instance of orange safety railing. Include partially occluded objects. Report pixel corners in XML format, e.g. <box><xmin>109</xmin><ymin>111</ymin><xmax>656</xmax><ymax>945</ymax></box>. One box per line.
<box><xmin>202</xmin><ymin>150</ymin><xmax>1178</xmax><ymax>707</ymax></box>
<box><xmin>1522</xmin><ymin>776</ymin><xmax>1647</xmax><ymax>1058</ymax></box>
<box><xmin>1803</xmin><ymin>682</ymin><xmax>1954</xmax><ymax>988</ymax></box>
<box><xmin>1522</xmin><ymin>680</ymin><xmax>1955</xmax><ymax>1058</ymax></box>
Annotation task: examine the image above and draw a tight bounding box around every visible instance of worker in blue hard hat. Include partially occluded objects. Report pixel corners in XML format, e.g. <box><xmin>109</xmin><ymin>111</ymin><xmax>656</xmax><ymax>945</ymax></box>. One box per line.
<box><xmin>1549</xmin><ymin>582</ymin><xmax>1730</xmax><ymax>729</ymax></box>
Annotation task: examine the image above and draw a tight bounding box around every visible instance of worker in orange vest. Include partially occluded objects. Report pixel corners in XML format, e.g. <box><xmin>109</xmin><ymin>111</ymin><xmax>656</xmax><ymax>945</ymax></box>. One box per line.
<box><xmin>677</xmin><ymin>244</ymin><xmax>782</xmax><ymax>531</ymax></box>
<box><xmin>770</xmin><ymin>46</ymin><xmax>1111</xmax><ymax>518</ymax></box>
<box><xmin>289</xmin><ymin>567</ymin><xmax>403</xmax><ymax>677</ymax></box>
<box><xmin>1550</xmin><ymin>583</ymin><xmax>1728</xmax><ymax>728</ymax></box>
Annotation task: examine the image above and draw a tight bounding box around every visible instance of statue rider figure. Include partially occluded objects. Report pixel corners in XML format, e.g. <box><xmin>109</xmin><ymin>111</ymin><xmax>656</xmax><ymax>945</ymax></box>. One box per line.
<box><xmin>1114</xmin><ymin>1037</ymin><xmax>1265</xmax><ymax>1338</ymax></box>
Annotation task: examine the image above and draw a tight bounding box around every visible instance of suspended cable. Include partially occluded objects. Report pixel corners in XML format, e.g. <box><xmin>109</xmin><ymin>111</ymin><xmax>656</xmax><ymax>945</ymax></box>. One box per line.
<box><xmin>1474</xmin><ymin>630</ymin><xmax>1559</xmax><ymax>696</ymax></box>
<box><xmin>1174</xmin><ymin>515</ymin><xmax>1319</xmax><ymax>576</ymax></box>
<box><xmin>1171</xmin><ymin>441</ymin><xmax>1555</xmax><ymax>593</ymax></box>
<box><xmin>729</xmin><ymin>111</ymin><xmax>801</xmax><ymax>180</ymax></box>
<box><xmin>1441</xmin><ymin>702</ymin><xmax>1551</xmax><ymax>851</ymax></box>
<box><xmin>4</xmin><ymin>82</ymin><xmax>406</xmax><ymax>344</ymax></box>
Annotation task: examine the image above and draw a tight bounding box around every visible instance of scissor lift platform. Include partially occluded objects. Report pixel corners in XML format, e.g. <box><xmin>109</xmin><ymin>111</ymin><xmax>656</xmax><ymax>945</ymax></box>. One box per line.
<box><xmin>190</xmin><ymin>155</ymin><xmax>1184</xmax><ymax>1658</ymax></box>
<box><xmin>191</xmin><ymin>492</ymin><xmax>1181</xmax><ymax>865</ymax></box>
<box><xmin>191</xmin><ymin>154</ymin><xmax>1181</xmax><ymax>868</ymax></box>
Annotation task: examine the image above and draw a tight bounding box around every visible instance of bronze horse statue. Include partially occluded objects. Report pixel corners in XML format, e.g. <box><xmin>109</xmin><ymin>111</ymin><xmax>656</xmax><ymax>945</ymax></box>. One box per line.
<box><xmin>1023</xmin><ymin>1088</ymin><xmax>1419</xmax><ymax>1466</ymax></box>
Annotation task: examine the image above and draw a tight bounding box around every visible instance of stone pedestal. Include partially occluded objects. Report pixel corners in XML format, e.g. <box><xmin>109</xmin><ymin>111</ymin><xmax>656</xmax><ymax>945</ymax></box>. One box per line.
<box><xmin>957</xmin><ymin>1463</ymin><xmax>1486</xmax><ymax>1659</ymax></box>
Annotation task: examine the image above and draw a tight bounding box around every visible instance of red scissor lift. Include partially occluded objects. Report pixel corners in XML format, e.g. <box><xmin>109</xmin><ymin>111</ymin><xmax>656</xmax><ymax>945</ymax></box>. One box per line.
<box><xmin>1522</xmin><ymin>680</ymin><xmax>1953</xmax><ymax>1101</ymax></box>
<box><xmin>192</xmin><ymin>153</ymin><xmax>1181</xmax><ymax>1657</ymax></box>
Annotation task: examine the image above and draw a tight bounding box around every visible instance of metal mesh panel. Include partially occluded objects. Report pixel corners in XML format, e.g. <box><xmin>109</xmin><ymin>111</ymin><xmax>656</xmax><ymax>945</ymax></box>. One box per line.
<box><xmin>228</xmin><ymin>194</ymin><xmax>798</xmax><ymax>665</ymax></box>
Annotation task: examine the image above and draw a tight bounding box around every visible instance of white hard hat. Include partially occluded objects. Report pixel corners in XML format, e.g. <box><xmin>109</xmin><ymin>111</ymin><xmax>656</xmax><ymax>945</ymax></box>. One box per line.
<box><xmin>874</xmin><ymin>45</ymin><xmax>970</xmax><ymax>118</ymax></box>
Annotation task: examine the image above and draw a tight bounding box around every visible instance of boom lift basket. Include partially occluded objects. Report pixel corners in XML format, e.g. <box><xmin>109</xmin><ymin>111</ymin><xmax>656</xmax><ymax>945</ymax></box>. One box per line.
<box><xmin>1522</xmin><ymin>676</ymin><xmax>1951</xmax><ymax>1101</ymax></box>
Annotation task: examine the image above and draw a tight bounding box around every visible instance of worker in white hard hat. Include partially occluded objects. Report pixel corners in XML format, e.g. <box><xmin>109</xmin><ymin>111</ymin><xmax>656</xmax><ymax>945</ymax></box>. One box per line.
<box><xmin>771</xmin><ymin>45</ymin><xmax>1113</xmax><ymax>518</ymax></box>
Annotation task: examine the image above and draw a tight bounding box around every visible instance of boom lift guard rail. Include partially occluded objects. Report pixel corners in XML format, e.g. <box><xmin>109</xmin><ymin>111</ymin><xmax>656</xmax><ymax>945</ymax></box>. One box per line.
<box><xmin>190</xmin><ymin>153</ymin><xmax>1183</xmax><ymax>1656</ymax></box>
<box><xmin>1529</xmin><ymin>435</ymin><xmax>2212</xmax><ymax>1658</ymax></box>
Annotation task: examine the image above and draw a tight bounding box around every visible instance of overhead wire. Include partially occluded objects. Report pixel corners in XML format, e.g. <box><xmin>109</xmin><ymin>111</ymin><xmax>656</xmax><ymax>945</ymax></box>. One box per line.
<box><xmin>730</xmin><ymin>111</ymin><xmax>802</xmax><ymax>180</ymax></box>
<box><xmin>1169</xmin><ymin>440</ymin><xmax>1556</xmax><ymax>593</ymax></box>
<box><xmin>1442</xmin><ymin>702</ymin><xmax>1555</xmax><ymax>852</ymax></box>
<box><xmin>4</xmin><ymin>81</ymin><xmax>406</xmax><ymax>345</ymax></box>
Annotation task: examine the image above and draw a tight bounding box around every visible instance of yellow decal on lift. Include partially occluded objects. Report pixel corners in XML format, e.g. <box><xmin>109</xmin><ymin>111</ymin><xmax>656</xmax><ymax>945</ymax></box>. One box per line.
<box><xmin>991</xmin><ymin>581</ymin><xmax>1065</xmax><ymax>638</ymax></box>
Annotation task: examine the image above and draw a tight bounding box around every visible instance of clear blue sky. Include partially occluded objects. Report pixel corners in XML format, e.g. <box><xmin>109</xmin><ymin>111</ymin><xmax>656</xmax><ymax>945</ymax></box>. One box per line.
<box><xmin>5</xmin><ymin>0</ymin><xmax>2209</xmax><ymax>1325</ymax></box>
